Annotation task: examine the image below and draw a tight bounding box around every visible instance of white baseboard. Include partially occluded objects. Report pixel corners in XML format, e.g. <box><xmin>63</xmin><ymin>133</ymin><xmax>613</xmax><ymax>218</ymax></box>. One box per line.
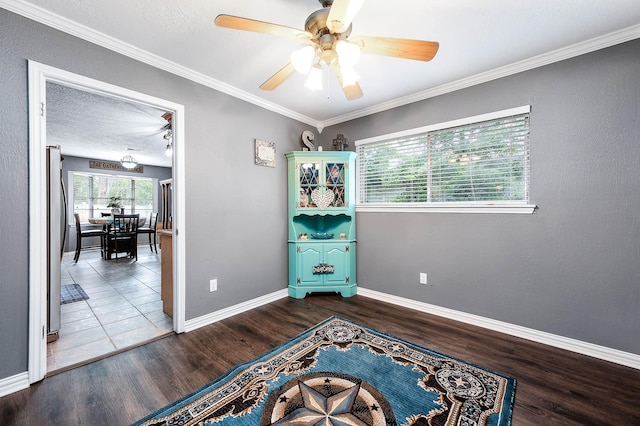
<box><xmin>358</xmin><ymin>287</ymin><xmax>640</xmax><ymax>370</ymax></box>
<box><xmin>0</xmin><ymin>291</ymin><xmax>289</xmax><ymax>399</ymax></box>
<box><xmin>184</xmin><ymin>289</ymin><xmax>288</xmax><ymax>332</ymax></box>
<box><xmin>183</xmin><ymin>286</ymin><xmax>640</xmax><ymax>369</ymax></box>
<box><xmin>5</xmin><ymin>287</ymin><xmax>636</xmax><ymax>399</ymax></box>
<box><xmin>0</xmin><ymin>372</ymin><xmax>29</xmax><ymax>398</ymax></box>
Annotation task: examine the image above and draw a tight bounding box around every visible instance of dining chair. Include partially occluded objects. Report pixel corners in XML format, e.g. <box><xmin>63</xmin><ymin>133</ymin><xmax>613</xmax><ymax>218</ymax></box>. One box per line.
<box><xmin>137</xmin><ymin>212</ymin><xmax>158</xmax><ymax>253</ymax></box>
<box><xmin>105</xmin><ymin>214</ymin><xmax>140</xmax><ymax>261</ymax></box>
<box><xmin>73</xmin><ymin>213</ymin><xmax>105</xmax><ymax>263</ymax></box>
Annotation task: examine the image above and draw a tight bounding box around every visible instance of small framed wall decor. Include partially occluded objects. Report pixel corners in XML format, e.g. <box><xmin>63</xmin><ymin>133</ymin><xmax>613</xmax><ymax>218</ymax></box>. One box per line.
<box><xmin>255</xmin><ymin>139</ymin><xmax>276</xmax><ymax>168</ymax></box>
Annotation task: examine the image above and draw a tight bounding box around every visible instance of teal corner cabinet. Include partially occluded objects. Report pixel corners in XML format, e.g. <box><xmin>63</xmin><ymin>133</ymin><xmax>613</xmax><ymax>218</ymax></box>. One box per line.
<box><xmin>285</xmin><ymin>151</ymin><xmax>357</xmax><ymax>298</ymax></box>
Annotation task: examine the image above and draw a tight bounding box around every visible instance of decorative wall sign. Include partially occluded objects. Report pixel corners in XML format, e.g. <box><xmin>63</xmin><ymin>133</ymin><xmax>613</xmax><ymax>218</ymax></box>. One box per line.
<box><xmin>89</xmin><ymin>160</ymin><xmax>143</xmax><ymax>173</ymax></box>
<box><xmin>301</xmin><ymin>130</ymin><xmax>315</xmax><ymax>151</ymax></box>
<box><xmin>255</xmin><ymin>139</ymin><xmax>276</xmax><ymax>167</ymax></box>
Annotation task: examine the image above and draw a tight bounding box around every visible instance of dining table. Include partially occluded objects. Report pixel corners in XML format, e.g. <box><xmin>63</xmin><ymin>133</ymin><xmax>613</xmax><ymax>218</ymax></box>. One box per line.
<box><xmin>88</xmin><ymin>216</ymin><xmax>146</xmax><ymax>226</ymax></box>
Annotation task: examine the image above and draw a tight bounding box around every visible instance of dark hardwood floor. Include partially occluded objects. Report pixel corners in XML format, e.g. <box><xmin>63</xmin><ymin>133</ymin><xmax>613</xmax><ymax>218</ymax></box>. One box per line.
<box><xmin>1</xmin><ymin>294</ymin><xmax>639</xmax><ymax>425</ymax></box>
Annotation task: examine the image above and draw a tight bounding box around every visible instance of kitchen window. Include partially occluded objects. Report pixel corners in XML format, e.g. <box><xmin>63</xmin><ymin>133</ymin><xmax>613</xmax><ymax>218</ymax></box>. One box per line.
<box><xmin>70</xmin><ymin>172</ymin><xmax>155</xmax><ymax>222</ymax></box>
<box><xmin>355</xmin><ymin>106</ymin><xmax>536</xmax><ymax>214</ymax></box>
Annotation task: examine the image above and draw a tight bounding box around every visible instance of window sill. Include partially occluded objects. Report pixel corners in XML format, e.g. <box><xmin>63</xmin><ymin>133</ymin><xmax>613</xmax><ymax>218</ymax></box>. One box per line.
<box><xmin>356</xmin><ymin>203</ymin><xmax>537</xmax><ymax>214</ymax></box>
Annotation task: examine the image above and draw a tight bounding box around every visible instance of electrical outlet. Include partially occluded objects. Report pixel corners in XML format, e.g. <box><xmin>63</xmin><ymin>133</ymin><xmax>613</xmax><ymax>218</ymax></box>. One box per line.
<box><xmin>209</xmin><ymin>278</ymin><xmax>218</xmax><ymax>292</ymax></box>
<box><xmin>419</xmin><ymin>273</ymin><xmax>427</xmax><ymax>285</ymax></box>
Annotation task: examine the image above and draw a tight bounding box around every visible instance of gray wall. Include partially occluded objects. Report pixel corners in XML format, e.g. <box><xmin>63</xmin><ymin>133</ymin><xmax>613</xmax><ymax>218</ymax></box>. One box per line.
<box><xmin>61</xmin><ymin>155</ymin><xmax>172</xmax><ymax>252</ymax></box>
<box><xmin>320</xmin><ymin>39</ymin><xmax>640</xmax><ymax>355</ymax></box>
<box><xmin>0</xmin><ymin>9</ymin><xmax>305</xmax><ymax>380</ymax></box>
<box><xmin>1</xmin><ymin>6</ymin><xmax>638</xmax><ymax>385</ymax></box>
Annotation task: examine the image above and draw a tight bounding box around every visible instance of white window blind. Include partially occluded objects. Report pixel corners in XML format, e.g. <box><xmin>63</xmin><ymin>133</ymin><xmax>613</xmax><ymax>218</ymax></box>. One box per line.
<box><xmin>71</xmin><ymin>172</ymin><xmax>155</xmax><ymax>222</ymax></box>
<box><xmin>356</xmin><ymin>107</ymin><xmax>533</xmax><ymax>213</ymax></box>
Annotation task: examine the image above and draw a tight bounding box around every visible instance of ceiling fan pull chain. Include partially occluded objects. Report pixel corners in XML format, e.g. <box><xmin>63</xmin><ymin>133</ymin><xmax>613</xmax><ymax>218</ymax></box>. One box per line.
<box><xmin>325</xmin><ymin>66</ymin><xmax>330</xmax><ymax>99</ymax></box>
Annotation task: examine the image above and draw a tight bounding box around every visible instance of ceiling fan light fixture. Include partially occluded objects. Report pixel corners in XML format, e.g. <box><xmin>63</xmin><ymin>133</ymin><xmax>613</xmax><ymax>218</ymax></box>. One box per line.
<box><xmin>291</xmin><ymin>45</ymin><xmax>316</xmax><ymax>74</ymax></box>
<box><xmin>215</xmin><ymin>0</ymin><xmax>439</xmax><ymax>101</ymax></box>
<box><xmin>340</xmin><ymin>64</ymin><xmax>360</xmax><ymax>87</ymax></box>
<box><xmin>120</xmin><ymin>154</ymin><xmax>137</xmax><ymax>169</ymax></box>
<box><xmin>327</xmin><ymin>0</ymin><xmax>365</xmax><ymax>33</ymax></box>
<box><xmin>335</xmin><ymin>40</ymin><xmax>361</xmax><ymax>68</ymax></box>
<box><xmin>305</xmin><ymin>66</ymin><xmax>324</xmax><ymax>91</ymax></box>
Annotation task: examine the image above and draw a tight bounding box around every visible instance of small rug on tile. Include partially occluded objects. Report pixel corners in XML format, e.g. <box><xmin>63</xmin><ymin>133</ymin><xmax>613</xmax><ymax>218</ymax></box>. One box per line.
<box><xmin>134</xmin><ymin>316</ymin><xmax>515</xmax><ymax>426</ymax></box>
<box><xmin>60</xmin><ymin>284</ymin><xmax>89</xmax><ymax>304</ymax></box>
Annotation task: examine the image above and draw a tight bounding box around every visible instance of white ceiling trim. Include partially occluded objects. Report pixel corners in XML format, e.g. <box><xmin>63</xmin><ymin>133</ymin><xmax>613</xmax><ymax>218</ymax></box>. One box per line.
<box><xmin>323</xmin><ymin>23</ymin><xmax>640</xmax><ymax>127</ymax></box>
<box><xmin>1</xmin><ymin>0</ymin><xmax>322</xmax><ymax>129</ymax></box>
<box><xmin>3</xmin><ymin>0</ymin><xmax>639</xmax><ymax>131</ymax></box>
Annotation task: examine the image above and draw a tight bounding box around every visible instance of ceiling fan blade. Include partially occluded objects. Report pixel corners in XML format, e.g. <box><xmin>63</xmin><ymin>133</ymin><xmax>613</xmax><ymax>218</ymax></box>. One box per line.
<box><xmin>350</xmin><ymin>36</ymin><xmax>440</xmax><ymax>61</ymax></box>
<box><xmin>331</xmin><ymin>64</ymin><xmax>363</xmax><ymax>101</ymax></box>
<box><xmin>341</xmin><ymin>81</ymin><xmax>363</xmax><ymax>101</ymax></box>
<box><xmin>215</xmin><ymin>15</ymin><xmax>311</xmax><ymax>40</ymax></box>
<box><xmin>260</xmin><ymin>62</ymin><xmax>297</xmax><ymax>91</ymax></box>
<box><xmin>327</xmin><ymin>0</ymin><xmax>365</xmax><ymax>34</ymax></box>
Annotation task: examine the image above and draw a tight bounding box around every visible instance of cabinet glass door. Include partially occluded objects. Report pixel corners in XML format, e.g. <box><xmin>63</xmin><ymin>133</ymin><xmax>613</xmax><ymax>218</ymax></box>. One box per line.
<box><xmin>298</xmin><ymin>162</ymin><xmax>320</xmax><ymax>209</ymax></box>
<box><xmin>297</xmin><ymin>161</ymin><xmax>348</xmax><ymax>209</ymax></box>
<box><xmin>326</xmin><ymin>163</ymin><xmax>346</xmax><ymax>207</ymax></box>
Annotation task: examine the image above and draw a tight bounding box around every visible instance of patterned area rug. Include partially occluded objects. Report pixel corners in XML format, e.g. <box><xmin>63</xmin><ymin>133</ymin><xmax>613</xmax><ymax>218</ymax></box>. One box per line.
<box><xmin>134</xmin><ymin>317</ymin><xmax>516</xmax><ymax>426</ymax></box>
<box><xmin>60</xmin><ymin>284</ymin><xmax>90</xmax><ymax>304</ymax></box>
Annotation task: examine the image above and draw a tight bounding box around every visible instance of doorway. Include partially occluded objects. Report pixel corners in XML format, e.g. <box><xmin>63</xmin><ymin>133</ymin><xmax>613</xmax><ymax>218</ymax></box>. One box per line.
<box><xmin>28</xmin><ymin>61</ymin><xmax>186</xmax><ymax>383</ymax></box>
<box><xmin>47</xmin><ymin>82</ymin><xmax>173</xmax><ymax>372</ymax></box>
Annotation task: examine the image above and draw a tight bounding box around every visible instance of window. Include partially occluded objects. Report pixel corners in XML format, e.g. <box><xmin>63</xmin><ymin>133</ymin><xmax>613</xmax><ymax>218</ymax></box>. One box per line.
<box><xmin>71</xmin><ymin>172</ymin><xmax>155</xmax><ymax>222</ymax></box>
<box><xmin>356</xmin><ymin>106</ymin><xmax>535</xmax><ymax>214</ymax></box>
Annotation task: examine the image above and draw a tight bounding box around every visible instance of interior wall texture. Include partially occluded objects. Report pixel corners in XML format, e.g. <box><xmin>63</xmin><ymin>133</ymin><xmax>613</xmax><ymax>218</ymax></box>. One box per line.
<box><xmin>1</xmin><ymin>5</ymin><xmax>638</xmax><ymax>385</ymax></box>
<box><xmin>322</xmin><ymin>38</ymin><xmax>640</xmax><ymax>355</ymax></box>
<box><xmin>0</xmin><ymin>9</ymin><xmax>305</xmax><ymax>380</ymax></box>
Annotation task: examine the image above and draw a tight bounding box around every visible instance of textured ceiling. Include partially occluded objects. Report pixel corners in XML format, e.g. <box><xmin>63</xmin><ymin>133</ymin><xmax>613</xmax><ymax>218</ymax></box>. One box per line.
<box><xmin>7</xmin><ymin>0</ymin><xmax>639</xmax><ymax>167</ymax></box>
<box><xmin>46</xmin><ymin>83</ymin><xmax>172</xmax><ymax>168</ymax></box>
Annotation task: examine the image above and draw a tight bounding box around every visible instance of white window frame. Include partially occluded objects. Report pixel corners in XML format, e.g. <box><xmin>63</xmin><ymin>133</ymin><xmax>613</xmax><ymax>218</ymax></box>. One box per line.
<box><xmin>68</xmin><ymin>171</ymin><xmax>158</xmax><ymax>225</ymax></box>
<box><xmin>355</xmin><ymin>106</ymin><xmax>537</xmax><ymax>214</ymax></box>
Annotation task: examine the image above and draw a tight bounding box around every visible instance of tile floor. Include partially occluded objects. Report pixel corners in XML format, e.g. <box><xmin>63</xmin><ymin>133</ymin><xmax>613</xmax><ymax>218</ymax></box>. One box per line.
<box><xmin>47</xmin><ymin>245</ymin><xmax>173</xmax><ymax>373</ymax></box>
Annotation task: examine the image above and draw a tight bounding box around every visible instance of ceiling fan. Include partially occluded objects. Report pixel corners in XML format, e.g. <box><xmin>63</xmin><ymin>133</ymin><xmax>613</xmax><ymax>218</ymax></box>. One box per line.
<box><xmin>215</xmin><ymin>0</ymin><xmax>439</xmax><ymax>100</ymax></box>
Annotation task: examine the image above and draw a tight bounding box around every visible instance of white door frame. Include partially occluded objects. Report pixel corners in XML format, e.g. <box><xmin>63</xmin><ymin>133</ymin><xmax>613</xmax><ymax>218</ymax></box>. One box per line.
<box><xmin>27</xmin><ymin>61</ymin><xmax>186</xmax><ymax>383</ymax></box>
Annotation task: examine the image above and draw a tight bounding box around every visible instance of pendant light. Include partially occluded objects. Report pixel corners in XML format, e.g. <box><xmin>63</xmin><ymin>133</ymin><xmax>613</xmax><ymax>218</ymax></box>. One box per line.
<box><xmin>120</xmin><ymin>155</ymin><xmax>137</xmax><ymax>169</ymax></box>
<box><xmin>164</xmin><ymin>129</ymin><xmax>173</xmax><ymax>157</ymax></box>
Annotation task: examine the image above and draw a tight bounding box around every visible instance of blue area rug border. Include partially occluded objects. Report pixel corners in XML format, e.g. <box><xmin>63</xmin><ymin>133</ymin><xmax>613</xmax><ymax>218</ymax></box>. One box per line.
<box><xmin>133</xmin><ymin>315</ymin><xmax>516</xmax><ymax>425</ymax></box>
<box><xmin>132</xmin><ymin>316</ymin><xmax>337</xmax><ymax>426</ymax></box>
<box><xmin>132</xmin><ymin>316</ymin><xmax>340</xmax><ymax>425</ymax></box>
<box><xmin>347</xmin><ymin>317</ymin><xmax>517</xmax><ymax>425</ymax></box>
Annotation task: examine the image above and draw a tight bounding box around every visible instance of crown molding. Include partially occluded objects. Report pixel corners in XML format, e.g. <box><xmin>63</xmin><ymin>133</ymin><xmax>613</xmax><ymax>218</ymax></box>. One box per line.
<box><xmin>321</xmin><ymin>23</ymin><xmax>640</xmax><ymax>127</ymax></box>
<box><xmin>2</xmin><ymin>0</ymin><xmax>638</xmax><ymax>130</ymax></box>
<box><xmin>0</xmin><ymin>0</ymin><xmax>321</xmax><ymax>128</ymax></box>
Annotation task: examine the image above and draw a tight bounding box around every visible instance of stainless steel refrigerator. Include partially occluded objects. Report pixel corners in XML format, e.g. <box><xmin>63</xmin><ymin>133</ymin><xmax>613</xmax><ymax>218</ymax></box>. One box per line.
<box><xmin>46</xmin><ymin>146</ymin><xmax>67</xmax><ymax>342</ymax></box>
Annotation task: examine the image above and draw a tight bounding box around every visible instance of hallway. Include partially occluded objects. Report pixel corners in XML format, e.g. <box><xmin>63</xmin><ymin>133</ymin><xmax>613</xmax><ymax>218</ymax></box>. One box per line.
<box><xmin>47</xmin><ymin>247</ymin><xmax>173</xmax><ymax>373</ymax></box>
